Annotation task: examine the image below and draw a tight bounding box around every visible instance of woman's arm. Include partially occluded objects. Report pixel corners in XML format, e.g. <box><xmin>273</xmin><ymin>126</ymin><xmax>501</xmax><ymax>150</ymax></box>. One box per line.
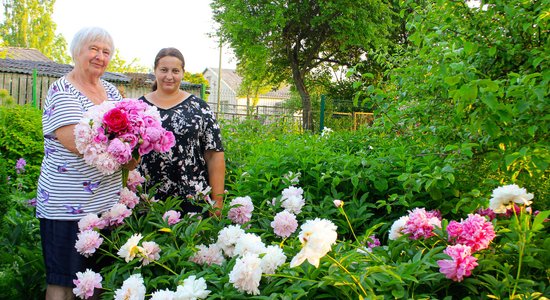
<box><xmin>55</xmin><ymin>124</ymin><xmax>80</xmax><ymax>154</ymax></box>
<box><xmin>205</xmin><ymin>150</ymin><xmax>226</xmax><ymax>215</ymax></box>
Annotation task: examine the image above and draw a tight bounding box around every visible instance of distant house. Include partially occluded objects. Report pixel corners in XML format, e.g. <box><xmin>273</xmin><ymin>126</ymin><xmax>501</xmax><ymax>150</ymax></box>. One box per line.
<box><xmin>0</xmin><ymin>47</ymin><xmax>202</xmax><ymax>107</ymax></box>
<box><xmin>202</xmin><ymin>67</ymin><xmax>291</xmax><ymax>117</ymax></box>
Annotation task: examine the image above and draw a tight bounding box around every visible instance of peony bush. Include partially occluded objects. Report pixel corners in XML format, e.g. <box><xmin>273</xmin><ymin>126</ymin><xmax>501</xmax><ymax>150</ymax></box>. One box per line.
<box><xmin>70</xmin><ymin>169</ymin><xmax>549</xmax><ymax>299</ymax></box>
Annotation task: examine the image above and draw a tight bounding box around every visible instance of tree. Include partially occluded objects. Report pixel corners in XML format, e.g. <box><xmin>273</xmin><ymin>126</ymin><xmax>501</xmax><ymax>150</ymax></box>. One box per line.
<box><xmin>354</xmin><ymin>0</ymin><xmax>549</xmax><ymax>201</ymax></box>
<box><xmin>107</xmin><ymin>50</ymin><xmax>149</xmax><ymax>73</ymax></box>
<box><xmin>211</xmin><ymin>0</ymin><xmax>394</xmax><ymax>130</ymax></box>
<box><xmin>236</xmin><ymin>53</ymin><xmax>275</xmax><ymax>115</ymax></box>
<box><xmin>184</xmin><ymin>72</ymin><xmax>209</xmax><ymax>88</ymax></box>
<box><xmin>0</xmin><ymin>0</ymin><xmax>71</xmax><ymax>63</ymax></box>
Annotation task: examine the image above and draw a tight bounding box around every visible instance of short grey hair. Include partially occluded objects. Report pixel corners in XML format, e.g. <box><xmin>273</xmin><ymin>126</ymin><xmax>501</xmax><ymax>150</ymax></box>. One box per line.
<box><xmin>69</xmin><ymin>27</ymin><xmax>115</xmax><ymax>61</ymax></box>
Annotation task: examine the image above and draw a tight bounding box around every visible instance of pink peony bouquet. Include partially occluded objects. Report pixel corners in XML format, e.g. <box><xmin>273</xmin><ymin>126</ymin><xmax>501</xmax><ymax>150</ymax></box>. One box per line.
<box><xmin>74</xmin><ymin>98</ymin><xmax>175</xmax><ymax>179</ymax></box>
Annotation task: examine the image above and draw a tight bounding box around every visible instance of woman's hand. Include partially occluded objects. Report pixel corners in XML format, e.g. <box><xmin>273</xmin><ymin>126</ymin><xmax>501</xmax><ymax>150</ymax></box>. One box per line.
<box><xmin>123</xmin><ymin>157</ymin><xmax>141</xmax><ymax>170</ymax></box>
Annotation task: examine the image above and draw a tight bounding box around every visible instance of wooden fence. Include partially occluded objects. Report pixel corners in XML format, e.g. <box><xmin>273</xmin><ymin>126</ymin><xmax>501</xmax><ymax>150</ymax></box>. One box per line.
<box><xmin>0</xmin><ymin>72</ymin><xmax>203</xmax><ymax>108</ymax></box>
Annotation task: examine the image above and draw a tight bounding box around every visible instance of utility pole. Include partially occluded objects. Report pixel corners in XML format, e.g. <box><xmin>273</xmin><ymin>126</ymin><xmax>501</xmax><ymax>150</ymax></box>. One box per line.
<box><xmin>216</xmin><ymin>38</ymin><xmax>222</xmax><ymax>117</ymax></box>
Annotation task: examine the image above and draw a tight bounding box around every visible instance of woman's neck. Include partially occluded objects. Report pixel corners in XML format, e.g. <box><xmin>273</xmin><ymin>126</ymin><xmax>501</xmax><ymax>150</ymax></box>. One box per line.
<box><xmin>149</xmin><ymin>89</ymin><xmax>189</xmax><ymax>109</ymax></box>
<box><xmin>67</xmin><ymin>70</ymin><xmax>107</xmax><ymax>105</ymax></box>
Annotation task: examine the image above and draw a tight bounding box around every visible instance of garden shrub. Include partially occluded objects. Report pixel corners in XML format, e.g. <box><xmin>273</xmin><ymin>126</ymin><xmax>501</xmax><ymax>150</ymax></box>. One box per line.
<box><xmin>0</xmin><ymin>92</ymin><xmax>44</xmax><ymax>190</ymax></box>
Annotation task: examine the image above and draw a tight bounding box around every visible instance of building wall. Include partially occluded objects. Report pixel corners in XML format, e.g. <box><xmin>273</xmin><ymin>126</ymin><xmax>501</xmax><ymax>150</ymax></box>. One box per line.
<box><xmin>204</xmin><ymin>69</ymin><xmax>238</xmax><ymax>114</ymax></box>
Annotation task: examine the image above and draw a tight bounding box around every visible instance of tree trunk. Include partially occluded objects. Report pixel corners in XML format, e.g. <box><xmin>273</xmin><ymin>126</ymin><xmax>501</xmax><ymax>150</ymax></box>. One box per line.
<box><xmin>290</xmin><ymin>60</ymin><xmax>312</xmax><ymax>131</ymax></box>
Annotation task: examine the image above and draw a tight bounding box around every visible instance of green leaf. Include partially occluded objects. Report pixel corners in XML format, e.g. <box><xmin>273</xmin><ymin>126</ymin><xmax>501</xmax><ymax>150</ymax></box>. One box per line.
<box><xmin>374</xmin><ymin>178</ymin><xmax>388</xmax><ymax>192</ymax></box>
<box><xmin>532</xmin><ymin>211</ymin><xmax>550</xmax><ymax>232</ymax></box>
<box><xmin>481</xmin><ymin>94</ymin><xmax>499</xmax><ymax>111</ymax></box>
<box><xmin>444</xmin><ymin>75</ymin><xmax>461</xmax><ymax>86</ymax></box>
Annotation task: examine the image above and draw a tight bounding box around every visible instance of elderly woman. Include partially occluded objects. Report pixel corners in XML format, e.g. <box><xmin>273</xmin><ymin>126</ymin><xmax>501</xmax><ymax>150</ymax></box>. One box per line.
<box><xmin>37</xmin><ymin>27</ymin><xmax>123</xmax><ymax>299</ymax></box>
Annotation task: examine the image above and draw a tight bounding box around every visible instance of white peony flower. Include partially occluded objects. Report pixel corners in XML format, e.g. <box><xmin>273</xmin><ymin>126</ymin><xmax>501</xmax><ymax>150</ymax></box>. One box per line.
<box><xmin>290</xmin><ymin>218</ymin><xmax>337</xmax><ymax>268</ymax></box>
<box><xmin>489</xmin><ymin>184</ymin><xmax>534</xmax><ymax>213</ymax></box>
<box><xmin>281</xmin><ymin>195</ymin><xmax>305</xmax><ymax>215</ymax></box>
<box><xmin>229</xmin><ymin>253</ymin><xmax>263</xmax><ymax>295</ymax></box>
<box><xmin>114</xmin><ymin>273</ymin><xmax>146</xmax><ymax>300</ymax></box>
<box><xmin>233</xmin><ymin>233</ymin><xmax>267</xmax><ymax>257</ymax></box>
<box><xmin>150</xmin><ymin>289</ymin><xmax>175</xmax><ymax>300</ymax></box>
<box><xmin>117</xmin><ymin>233</ymin><xmax>143</xmax><ymax>262</ymax></box>
<box><xmin>281</xmin><ymin>186</ymin><xmax>303</xmax><ymax>199</ymax></box>
<box><xmin>388</xmin><ymin>215</ymin><xmax>409</xmax><ymax>240</ymax></box>
<box><xmin>216</xmin><ymin>225</ymin><xmax>246</xmax><ymax>257</ymax></box>
<box><xmin>174</xmin><ymin>275</ymin><xmax>211</xmax><ymax>300</ymax></box>
<box><xmin>260</xmin><ymin>245</ymin><xmax>287</xmax><ymax>274</ymax></box>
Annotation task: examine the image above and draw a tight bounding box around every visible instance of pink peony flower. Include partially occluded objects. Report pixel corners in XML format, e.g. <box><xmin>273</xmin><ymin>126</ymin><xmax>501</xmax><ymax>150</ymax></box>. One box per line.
<box><xmin>119</xmin><ymin>187</ymin><xmax>140</xmax><ymax>209</ymax></box>
<box><xmin>103</xmin><ymin>203</ymin><xmax>132</xmax><ymax>226</ymax></box>
<box><xmin>163</xmin><ymin>210</ymin><xmax>182</xmax><ymax>225</ymax></box>
<box><xmin>73</xmin><ymin>269</ymin><xmax>102</xmax><ymax>299</ymax></box>
<box><xmin>271</xmin><ymin>210</ymin><xmax>298</xmax><ymax>238</ymax></box>
<box><xmin>447</xmin><ymin>214</ymin><xmax>495</xmax><ymax>252</ymax></box>
<box><xmin>228</xmin><ymin>196</ymin><xmax>254</xmax><ymax>224</ymax></box>
<box><xmin>475</xmin><ymin>207</ymin><xmax>496</xmax><ymax>221</ymax></box>
<box><xmin>78</xmin><ymin>213</ymin><xmax>106</xmax><ymax>232</ymax></box>
<box><xmin>402</xmin><ymin>208</ymin><xmax>441</xmax><ymax>240</ymax></box>
<box><xmin>367</xmin><ymin>235</ymin><xmax>380</xmax><ymax>250</ymax></box>
<box><xmin>190</xmin><ymin>244</ymin><xmax>225</xmax><ymax>266</ymax></box>
<box><xmin>437</xmin><ymin>244</ymin><xmax>478</xmax><ymax>282</ymax></box>
<box><xmin>140</xmin><ymin>241</ymin><xmax>161</xmax><ymax>266</ymax></box>
<box><xmin>106</xmin><ymin>138</ymin><xmax>132</xmax><ymax>164</ymax></box>
<box><xmin>126</xmin><ymin>170</ymin><xmax>145</xmax><ymax>192</ymax></box>
<box><xmin>333</xmin><ymin>199</ymin><xmax>344</xmax><ymax>208</ymax></box>
<box><xmin>103</xmin><ymin>107</ymin><xmax>129</xmax><ymax>134</ymax></box>
<box><xmin>75</xmin><ymin>230</ymin><xmax>103</xmax><ymax>257</ymax></box>
<box><xmin>75</xmin><ymin>98</ymin><xmax>175</xmax><ymax>175</ymax></box>
<box><xmin>93</xmin><ymin>126</ymin><xmax>108</xmax><ymax>144</ymax></box>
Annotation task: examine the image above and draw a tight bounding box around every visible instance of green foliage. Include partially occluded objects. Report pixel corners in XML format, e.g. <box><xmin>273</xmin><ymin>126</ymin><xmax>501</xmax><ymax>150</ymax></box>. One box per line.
<box><xmin>352</xmin><ymin>0</ymin><xmax>549</xmax><ymax>208</ymax></box>
<box><xmin>0</xmin><ymin>97</ymin><xmax>44</xmax><ymax>190</ymax></box>
<box><xmin>184</xmin><ymin>72</ymin><xmax>209</xmax><ymax>89</ymax></box>
<box><xmin>211</xmin><ymin>0</ymin><xmax>395</xmax><ymax>130</ymax></box>
<box><xmin>0</xmin><ymin>154</ymin><xmax>43</xmax><ymax>299</ymax></box>
<box><xmin>0</xmin><ymin>0</ymin><xmax>71</xmax><ymax>64</ymax></box>
<box><xmin>107</xmin><ymin>50</ymin><xmax>149</xmax><ymax>73</ymax></box>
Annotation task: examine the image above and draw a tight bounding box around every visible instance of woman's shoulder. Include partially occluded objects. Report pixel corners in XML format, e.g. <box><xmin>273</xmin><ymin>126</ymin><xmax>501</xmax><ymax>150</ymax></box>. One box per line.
<box><xmin>101</xmin><ymin>79</ymin><xmax>123</xmax><ymax>101</ymax></box>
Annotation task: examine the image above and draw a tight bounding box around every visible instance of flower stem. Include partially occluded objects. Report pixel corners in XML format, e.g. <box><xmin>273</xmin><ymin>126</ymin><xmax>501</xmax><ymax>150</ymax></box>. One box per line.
<box><xmin>339</xmin><ymin>207</ymin><xmax>358</xmax><ymax>242</ymax></box>
<box><xmin>326</xmin><ymin>254</ymin><xmax>369</xmax><ymax>297</ymax></box>
<box><xmin>511</xmin><ymin>209</ymin><xmax>529</xmax><ymax>298</ymax></box>
<box><xmin>263</xmin><ymin>273</ymin><xmax>318</xmax><ymax>283</ymax></box>
<box><xmin>152</xmin><ymin>260</ymin><xmax>178</xmax><ymax>276</ymax></box>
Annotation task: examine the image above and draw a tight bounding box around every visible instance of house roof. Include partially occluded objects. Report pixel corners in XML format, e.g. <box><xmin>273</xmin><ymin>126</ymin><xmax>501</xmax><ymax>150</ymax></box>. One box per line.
<box><xmin>1</xmin><ymin>47</ymin><xmax>52</xmax><ymax>62</ymax></box>
<box><xmin>204</xmin><ymin>67</ymin><xmax>291</xmax><ymax>99</ymax></box>
<box><xmin>0</xmin><ymin>58</ymin><xmax>129</xmax><ymax>83</ymax></box>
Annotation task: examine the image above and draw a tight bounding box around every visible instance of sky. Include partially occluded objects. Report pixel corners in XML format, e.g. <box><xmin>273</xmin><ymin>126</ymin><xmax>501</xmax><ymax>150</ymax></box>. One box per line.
<box><xmin>51</xmin><ymin>0</ymin><xmax>236</xmax><ymax>73</ymax></box>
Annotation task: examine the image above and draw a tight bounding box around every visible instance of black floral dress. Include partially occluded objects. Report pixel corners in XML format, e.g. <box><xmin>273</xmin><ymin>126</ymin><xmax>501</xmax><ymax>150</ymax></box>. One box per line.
<box><xmin>138</xmin><ymin>94</ymin><xmax>224</xmax><ymax>213</ymax></box>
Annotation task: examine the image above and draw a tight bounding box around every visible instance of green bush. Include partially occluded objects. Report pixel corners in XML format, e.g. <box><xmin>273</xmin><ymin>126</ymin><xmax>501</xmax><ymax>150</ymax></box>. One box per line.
<box><xmin>0</xmin><ymin>92</ymin><xmax>44</xmax><ymax>191</ymax></box>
